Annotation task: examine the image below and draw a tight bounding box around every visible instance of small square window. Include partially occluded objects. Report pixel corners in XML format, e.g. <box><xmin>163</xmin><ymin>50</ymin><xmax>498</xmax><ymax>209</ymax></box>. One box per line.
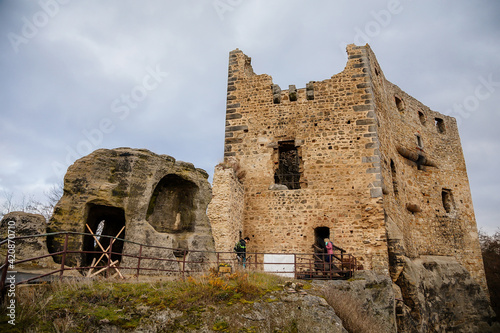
<box><xmin>418</xmin><ymin>111</ymin><xmax>426</xmax><ymax>125</ymax></box>
<box><xmin>435</xmin><ymin>118</ymin><xmax>446</xmax><ymax>134</ymax></box>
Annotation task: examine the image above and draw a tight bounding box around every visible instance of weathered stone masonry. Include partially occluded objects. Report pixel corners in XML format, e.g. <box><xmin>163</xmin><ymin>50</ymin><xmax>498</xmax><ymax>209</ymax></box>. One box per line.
<box><xmin>210</xmin><ymin>45</ymin><xmax>389</xmax><ymax>272</ymax></box>
<box><xmin>208</xmin><ymin>44</ymin><xmax>487</xmax><ymax>293</ymax></box>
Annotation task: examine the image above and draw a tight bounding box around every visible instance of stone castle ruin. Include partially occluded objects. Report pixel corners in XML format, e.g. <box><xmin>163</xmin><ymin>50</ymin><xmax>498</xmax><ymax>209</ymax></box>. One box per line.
<box><xmin>1</xmin><ymin>44</ymin><xmax>495</xmax><ymax>331</ymax></box>
<box><xmin>207</xmin><ymin>44</ymin><xmax>493</xmax><ymax>330</ymax></box>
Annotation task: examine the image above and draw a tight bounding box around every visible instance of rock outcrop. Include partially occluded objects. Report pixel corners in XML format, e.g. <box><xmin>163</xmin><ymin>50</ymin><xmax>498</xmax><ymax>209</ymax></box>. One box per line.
<box><xmin>48</xmin><ymin>148</ymin><xmax>216</xmax><ymax>273</ymax></box>
<box><xmin>321</xmin><ymin>271</ymin><xmax>398</xmax><ymax>333</ymax></box>
<box><xmin>0</xmin><ymin>212</ymin><xmax>55</xmax><ymax>268</ymax></box>
<box><xmin>100</xmin><ymin>292</ymin><xmax>347</xmax><ymax>332</ymax></box>
<box><xmin>395</xmin><ymin>255</ymin><xmax>498</xmax><ymax>333</ymax></box>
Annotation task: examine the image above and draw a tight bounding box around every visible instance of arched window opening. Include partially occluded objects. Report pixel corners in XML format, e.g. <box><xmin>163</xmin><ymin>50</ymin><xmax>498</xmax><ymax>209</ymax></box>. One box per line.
<box><xmin>395</xmin><ymin>96</ymin><xmax>405</xmax><ymax>113</ymax></box>
<box><xmin>418</xmin><ymin>111</ymin><xmax>426</xmax><ymax>125</ymax></box>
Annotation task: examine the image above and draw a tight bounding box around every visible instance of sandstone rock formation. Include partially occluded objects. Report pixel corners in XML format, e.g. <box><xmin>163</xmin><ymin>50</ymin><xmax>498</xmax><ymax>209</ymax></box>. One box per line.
<box><xmin>0</xmin><ymin>212</ymin><xmax>55</xmax><ymax>268</ymax></box>
<box><xmin>394</xmin><ymin>255</ymin><xmax>497</xmax><ymax>333</ymax></box>
<box><xmin>102</xmin><ymin>293</ymin><xmax>347</xmax><ymax>332</ymax></box>
<box><xmin>322</xmin><ymin>271</ymin><xmax>398</xmax><ymax>333</ymax></box>
<box><xmin>48</xmin><ymin>148</ymin><xmax>216</xmax><ymax>273</ymax></box>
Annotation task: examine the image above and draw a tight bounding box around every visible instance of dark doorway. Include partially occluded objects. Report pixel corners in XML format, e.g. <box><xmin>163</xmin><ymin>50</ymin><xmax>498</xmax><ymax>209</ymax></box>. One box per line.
<box><xmin>314</xmin><ymin>227</ymin><xmax>331</xmax><ymax>250</ymax></box>
<box><xmin>146</xmin><ymin>174</ymin><xmax>198</xmax><ymax>233</ymax></box>
<box><xmin>83</xmin><ymin>204</ymin><xmax>126</xmax><ymax>267</ymax></box>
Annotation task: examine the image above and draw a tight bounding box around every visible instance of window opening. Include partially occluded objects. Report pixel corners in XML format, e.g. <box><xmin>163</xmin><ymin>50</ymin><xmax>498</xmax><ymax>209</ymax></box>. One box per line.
<box><xmin>442</xmin><ymin>189</ymin><xmax>454</xmax><ymax>213</ymax></box>
<box><xmin>395</xmin><ymin>96</ymin><xmax>405</xmax><ymax>113</ymax></box>
<box><xmin>416</xmin><ymin>135</ymin><xmax>423</xmax><ymax>149</ymax></box>
<box><xmin>418</xmin><ymin>111</ymin><xmax>426</xmax><ymax>125</ymax></box>
<box><xmin>274</xmin><ymin>141</ymin><xmax>301</xmax><ymax>189</ymax></box>
<box><xmin>435</xmin><ymin>118</ymin><xmax>446</xmax><ymax>133</ymax></box>
<box><xmin>390</xmin><ymin>160</ymin><xmax>399</xmax><ymax>199</ymax></box>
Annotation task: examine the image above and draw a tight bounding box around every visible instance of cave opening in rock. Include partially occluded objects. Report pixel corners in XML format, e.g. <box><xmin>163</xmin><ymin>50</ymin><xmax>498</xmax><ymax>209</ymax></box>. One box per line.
<box><xmin>83</xmin><ymin>204</ymin><xmax>126</xmax><ymax>266</ymax></box>
<box><xmin>146</xmin><ymin>174</ymin><xmax>198</xmax><ymax>233</ymax></box>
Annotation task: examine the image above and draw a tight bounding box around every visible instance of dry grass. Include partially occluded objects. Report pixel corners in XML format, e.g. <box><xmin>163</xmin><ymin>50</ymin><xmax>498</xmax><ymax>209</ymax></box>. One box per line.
<box><xmin>0</xmin><ymin>272</ymin><xmax>285</xmax><ymax>332</ymax></box>
<box><xmin>322</xmin><ymin>286</ymin><xmax>386</xmax><ymax>333</ymax></box>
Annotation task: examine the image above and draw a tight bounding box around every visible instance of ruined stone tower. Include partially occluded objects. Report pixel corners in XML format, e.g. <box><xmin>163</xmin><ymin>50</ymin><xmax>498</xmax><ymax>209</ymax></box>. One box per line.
<box><xmin>208</xmin><ymin>44</ymin><xmax>487</xmax><ymax>294</ymax></box>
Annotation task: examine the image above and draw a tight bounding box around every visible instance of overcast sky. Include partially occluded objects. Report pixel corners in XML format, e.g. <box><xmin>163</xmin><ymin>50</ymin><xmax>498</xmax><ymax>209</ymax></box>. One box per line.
<box><xmin>0</xmin><ymin>0</ymin><xmax>499</xmax><ymax>233</ymax></box>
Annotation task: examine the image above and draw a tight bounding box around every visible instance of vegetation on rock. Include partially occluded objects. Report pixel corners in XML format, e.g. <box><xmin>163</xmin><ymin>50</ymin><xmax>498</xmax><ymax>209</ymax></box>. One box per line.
<box><xmin>479</xmin><ymin>229</ymin><xmax>500</xmax><ymax>319</ymax></box>
<box><xmin>0</xmin><ymin>271</ymin><xmax>285</xmax><ymax>332</ymax></box>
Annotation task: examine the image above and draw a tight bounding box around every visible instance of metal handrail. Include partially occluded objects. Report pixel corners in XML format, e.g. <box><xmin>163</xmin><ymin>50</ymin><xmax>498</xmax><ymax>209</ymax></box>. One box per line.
<box><xmin>0</xmin><ymin>231</ymin><xmax>357</xmax><ymax>301</ymax></box>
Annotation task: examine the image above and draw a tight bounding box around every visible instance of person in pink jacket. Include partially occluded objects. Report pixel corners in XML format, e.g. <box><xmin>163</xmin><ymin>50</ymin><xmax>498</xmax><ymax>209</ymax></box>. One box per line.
<box><xmin>324</xmin><ymin>238</ymin><xmax>334</xmax><ymax>265</ymax></box>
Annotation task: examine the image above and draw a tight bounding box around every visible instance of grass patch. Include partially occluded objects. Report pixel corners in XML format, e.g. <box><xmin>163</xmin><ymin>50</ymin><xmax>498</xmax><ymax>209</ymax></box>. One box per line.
<box><xmin>0</xmin><ymin>271</ymin><xmax>286</xmax><ymax>331</ymax></box>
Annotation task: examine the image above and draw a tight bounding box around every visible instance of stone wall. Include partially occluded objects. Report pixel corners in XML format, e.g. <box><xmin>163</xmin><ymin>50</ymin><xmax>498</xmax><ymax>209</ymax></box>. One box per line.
<box><xmin>216</xmin><ymin>46</ymin><xmax>389</xmax><ymax>272</ymax></box>
<box><xmin>362</xmin><ymin>45</ymin><xmax>487</xmax><ymax>291</ymax></box>
<box><xmin>207</xmin><ymin>164</ymin><xmax>244</xmax><ymax>254</ymax></box>
<box><xmin>209</xmin><ymin>45</ymin><xmax>492</xmax><ymax>331</ymax></box>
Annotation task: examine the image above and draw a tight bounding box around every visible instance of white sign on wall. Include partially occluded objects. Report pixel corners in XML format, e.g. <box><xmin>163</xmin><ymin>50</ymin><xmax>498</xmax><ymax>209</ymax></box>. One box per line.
<box><xmin>263</xmin><ymin>254</ymin><xmax>295</xmax><ymax>278</ymax></box>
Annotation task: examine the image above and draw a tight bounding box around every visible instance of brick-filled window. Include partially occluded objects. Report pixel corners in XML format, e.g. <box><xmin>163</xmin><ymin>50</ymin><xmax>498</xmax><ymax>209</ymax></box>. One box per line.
<box><xmin>274</xmin><ymin>140</ymin><xmax>301</xmax><ymax>189</ymax></box>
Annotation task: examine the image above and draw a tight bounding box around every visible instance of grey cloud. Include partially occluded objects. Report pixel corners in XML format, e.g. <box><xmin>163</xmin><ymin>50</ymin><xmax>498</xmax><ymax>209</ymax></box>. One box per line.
<box><xmin>0</xmin><ymin>0</ymin><xmax>498</xmax><ymax>233</ymax></box>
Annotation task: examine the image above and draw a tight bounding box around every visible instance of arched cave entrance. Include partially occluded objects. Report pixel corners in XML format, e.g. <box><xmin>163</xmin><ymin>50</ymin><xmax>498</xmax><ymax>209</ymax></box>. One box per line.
<box><xmin>83</xmin><ymin>204</ymin><xmax>126</xmax><ymax>266</ymax></box>
<box><xmin>146</xmin><ymin>174</ymin><xmax>198</xmax><ymax>233</ymax></box>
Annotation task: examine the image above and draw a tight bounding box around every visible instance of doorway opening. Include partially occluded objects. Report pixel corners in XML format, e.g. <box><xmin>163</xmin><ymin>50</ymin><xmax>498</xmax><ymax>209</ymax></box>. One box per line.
<box><xmin>83</xmin><ymin>204</ymin><xmax>126</xmax><ymax>267</ymax></box>
<box><xmin>314</xmin><ymin>227</ymin><xmax>331</xmax><ymax>250</ymax></box>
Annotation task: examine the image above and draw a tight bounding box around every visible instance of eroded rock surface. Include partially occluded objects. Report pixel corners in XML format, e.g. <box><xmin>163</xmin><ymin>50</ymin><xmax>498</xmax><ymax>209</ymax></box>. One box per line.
<box><xmin>0</xmin><ymin>212</ymin><xmax>55</xmax><ymax>268</ymax></box>
<box><xmin>321</xmin><ymin>271</ymin><xmax>398</xmax><ymax>333</ymax></box>
<box><xmin>48</xmin><ymin>148</ymin><xmax>216</xmax><ymax>272</ymax></box>
<box><xmin>107</xmin><ymin>292</ymin><xmax>347</xmax><ymax>333</ymax></box>
<box><xmin>395</xmin><ymin>255</ymin><xmax>498</xmax><ymax>333</ymax></box>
